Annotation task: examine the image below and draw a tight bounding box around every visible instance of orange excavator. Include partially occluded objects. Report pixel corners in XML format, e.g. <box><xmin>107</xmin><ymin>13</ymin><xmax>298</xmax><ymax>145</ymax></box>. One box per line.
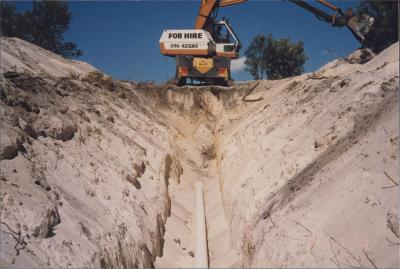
<box><xmin>159</xmin><ymin>0</ymin><xmax>374</xmax><ymax>86</ymax></box>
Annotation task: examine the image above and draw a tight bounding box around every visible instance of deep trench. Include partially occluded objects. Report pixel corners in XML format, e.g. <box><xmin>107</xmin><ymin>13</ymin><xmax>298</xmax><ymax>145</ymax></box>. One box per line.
<box><xmin>143</xmin><ymin>85</ymin><xmax>250</xmax><ymax>268</ymax></box>
<box><xmin>1</xmin><ymin>39</ymin><xmax>399</xmax><ymax>269</ymax></box>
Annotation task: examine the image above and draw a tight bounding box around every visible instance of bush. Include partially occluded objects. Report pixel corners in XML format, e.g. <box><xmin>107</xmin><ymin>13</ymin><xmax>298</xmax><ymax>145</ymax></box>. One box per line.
<box><xmin>81</xmin><ymin>71</ymin><xmax>115</xmax><ymax>91</ymax></box>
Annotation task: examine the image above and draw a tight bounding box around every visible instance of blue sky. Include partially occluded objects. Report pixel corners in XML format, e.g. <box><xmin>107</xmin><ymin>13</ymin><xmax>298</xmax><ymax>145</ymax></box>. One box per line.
<box><xmin>14</xmin><ymin>0</ymin><xmax>362</xmax><ymax>82</ymax></box>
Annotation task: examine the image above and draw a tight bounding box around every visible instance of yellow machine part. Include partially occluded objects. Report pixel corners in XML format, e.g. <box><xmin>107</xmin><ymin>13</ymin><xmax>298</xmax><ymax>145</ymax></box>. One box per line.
<box><xmin>193</xmin><ymin>57</ymin><xmax>214</xmax><ymax>74</ymax></box>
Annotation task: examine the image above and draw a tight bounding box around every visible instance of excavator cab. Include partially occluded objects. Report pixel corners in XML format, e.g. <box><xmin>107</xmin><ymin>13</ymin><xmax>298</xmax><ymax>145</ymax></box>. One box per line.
<box><xmin>212</xmin><ymin>19</ymin><xmax>241</xmax><ymax>59</ymax></box>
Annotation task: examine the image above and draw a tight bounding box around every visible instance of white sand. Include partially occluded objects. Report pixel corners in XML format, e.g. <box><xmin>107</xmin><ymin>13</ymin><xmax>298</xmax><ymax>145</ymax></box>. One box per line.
<box><xmin>1</xmin><ymin>37</ymin><xmax>398</xmax><ymax>268</ymax></box>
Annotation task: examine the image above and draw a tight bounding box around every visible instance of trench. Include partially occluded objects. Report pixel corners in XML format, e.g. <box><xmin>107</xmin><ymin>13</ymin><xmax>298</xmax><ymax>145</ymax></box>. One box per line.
<box><xmin>146</xmin><ymin>70</ymin><xmax>400</xmax><ymax>268</ymax></box>
<box><xmin>1</xmin><ymin>38</ymin><xmax>399</xmax><ymax>269</ymax></box>
<box><xmin>153</xmin><ymin>136</ymin><xmax>238</xmax><ymax>268</ymax></box>
<box><xmin>148</xmin><ymin>86</ymin><xmax>247</xmax><ymax>268</ymax></box>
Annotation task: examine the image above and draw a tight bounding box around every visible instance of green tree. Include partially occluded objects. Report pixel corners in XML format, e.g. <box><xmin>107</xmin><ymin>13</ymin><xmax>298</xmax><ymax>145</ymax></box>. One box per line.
<box><xmin>0</xmin><ymin>0</ymin><xmax>82</xmax><ymax>58</ymax></box>
<box><xmin>357</xmin><ymin>0</ymin><xmax>398</xmax><ymax>53</ymax></box>
<box><xmin>245</xmin><ymin>34</ymin><xmax>307</xmax><ymax>80</ymax></box>
<box><xmin>244</xmin><ymin>34</ymin><xmax>269</xmax><ymax>80</ymax></box>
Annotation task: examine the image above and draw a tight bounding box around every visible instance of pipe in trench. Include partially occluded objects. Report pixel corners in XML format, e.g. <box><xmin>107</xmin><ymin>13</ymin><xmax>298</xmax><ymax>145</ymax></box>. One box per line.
<box><xmin>195</xmin><ymin>182</ymin><xmax>209</xmax><ymax>268</ymax></box>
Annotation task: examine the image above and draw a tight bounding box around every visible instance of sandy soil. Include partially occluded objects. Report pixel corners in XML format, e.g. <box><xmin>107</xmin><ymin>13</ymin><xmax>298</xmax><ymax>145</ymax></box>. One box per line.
<box><xmin>216</xmin><ymin>43</ymin><xmax>399</xmax><ymax>267</ymax></box>
<box><xmin>0</xmin><ymin>37</ymin><xmax>398</xmax><ymax>268</ymax></box>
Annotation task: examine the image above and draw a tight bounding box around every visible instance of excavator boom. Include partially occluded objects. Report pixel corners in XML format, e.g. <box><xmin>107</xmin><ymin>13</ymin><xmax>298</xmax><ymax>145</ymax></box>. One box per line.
<box><xmin>195</xmin><ymin>0</ymin><xmax>247</xmax><ymax>30</ymax></box>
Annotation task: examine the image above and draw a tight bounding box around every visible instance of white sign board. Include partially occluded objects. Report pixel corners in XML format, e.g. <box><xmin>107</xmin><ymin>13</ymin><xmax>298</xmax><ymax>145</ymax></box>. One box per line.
<box><xmin>159</xmin><ymin>30</ymin><xmax>214</xmax><ymax>51</ymax></box>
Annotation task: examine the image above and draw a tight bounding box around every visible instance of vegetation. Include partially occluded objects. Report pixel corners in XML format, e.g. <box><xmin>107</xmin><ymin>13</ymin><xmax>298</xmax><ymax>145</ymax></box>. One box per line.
<box><xmin>357</xmin><ymin>0</ymin><xmax>398</xmax><ymax>53</ymax></box>
<box><xmin>81</xmin><ymin>71</ymin><xmax>115</xmax><ymax>90</ymax></box>
<box><xmin>244</xmin><ymin>34</ymin><xmax>307</xmax><ymax>80</ymax></box>
<box><xmin>0</xmin><ymin>0</ymin><xmax>82</xmax><ymax>58</ymax></box>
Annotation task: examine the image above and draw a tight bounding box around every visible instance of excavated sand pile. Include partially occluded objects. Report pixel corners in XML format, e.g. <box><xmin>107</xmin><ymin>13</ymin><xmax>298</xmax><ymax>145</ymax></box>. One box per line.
<box><xmin>0</xmin><ymin>37</ymin><xmax>398</xmax><ymax>268</ymax></box>
<box><xmin>216</xmin><ymin>45</ymin><xmax>399</xmax><ymax>267</ymax></box>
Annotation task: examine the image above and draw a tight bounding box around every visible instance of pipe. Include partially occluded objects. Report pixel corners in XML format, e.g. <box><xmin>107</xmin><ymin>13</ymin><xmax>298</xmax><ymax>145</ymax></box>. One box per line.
<box><xmin>195</xmin><ymin>182</ymin><xmax>209</xmax><ymax>268</ymax></box>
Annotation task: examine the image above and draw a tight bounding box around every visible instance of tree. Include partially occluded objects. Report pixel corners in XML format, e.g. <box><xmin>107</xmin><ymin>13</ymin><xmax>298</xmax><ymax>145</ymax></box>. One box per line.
<box><xmin>244</xmin><ymin>34</ymin><xmax>269</xmax><ymax>80</ymax></box>
<box><xmin>0</xmin><ymin>1</ymin><xmax>17</xmax><ymax>37</ymax></box>
<box><xmin>357</xmin><ymin>0</ymin><xmax>398</xmax><ymax>53</ymax></box>
<box><xmin>0</xmin><ymin>0</ymin><xmax>82</xmax><ymax>58</ymax></box>
<box><xmin>244</xmin><ymin>34</ymin><xmax>307</xmax><ymax>80</ymax></box>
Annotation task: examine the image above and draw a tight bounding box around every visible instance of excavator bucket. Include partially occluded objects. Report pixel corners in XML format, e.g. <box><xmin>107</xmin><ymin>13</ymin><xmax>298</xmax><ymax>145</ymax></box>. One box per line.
<box><xmin>345</xmin><ymin>14</ymin><xmax>375</xmax><ymax>44</ymax></box>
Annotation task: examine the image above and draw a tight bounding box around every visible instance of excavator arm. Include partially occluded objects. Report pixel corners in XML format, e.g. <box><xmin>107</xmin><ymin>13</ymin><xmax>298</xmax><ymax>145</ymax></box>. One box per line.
<box><xmin>289</xmin><ymin>0</ymin><xmax>374</xmax><ymax>43</ymax></box>
<box><xmin>195</xmin><ymin>0</ymin><xmax>372</xmax><ymax>43</ymax></box>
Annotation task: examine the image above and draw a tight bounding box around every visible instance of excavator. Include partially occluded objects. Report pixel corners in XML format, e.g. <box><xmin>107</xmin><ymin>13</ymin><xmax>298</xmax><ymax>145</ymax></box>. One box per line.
<box><xmin>159</xmin><ymin>0</ymin><xmax>374</xmax><ymax>86</ymax></box>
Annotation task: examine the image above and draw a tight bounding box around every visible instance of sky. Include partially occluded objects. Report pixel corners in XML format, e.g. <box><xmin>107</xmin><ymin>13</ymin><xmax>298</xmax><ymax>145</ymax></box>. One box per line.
<box><xmin>14</xmin><ymin>0</ymin><xmax>362</xmax><ymax>82</ymax></box>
